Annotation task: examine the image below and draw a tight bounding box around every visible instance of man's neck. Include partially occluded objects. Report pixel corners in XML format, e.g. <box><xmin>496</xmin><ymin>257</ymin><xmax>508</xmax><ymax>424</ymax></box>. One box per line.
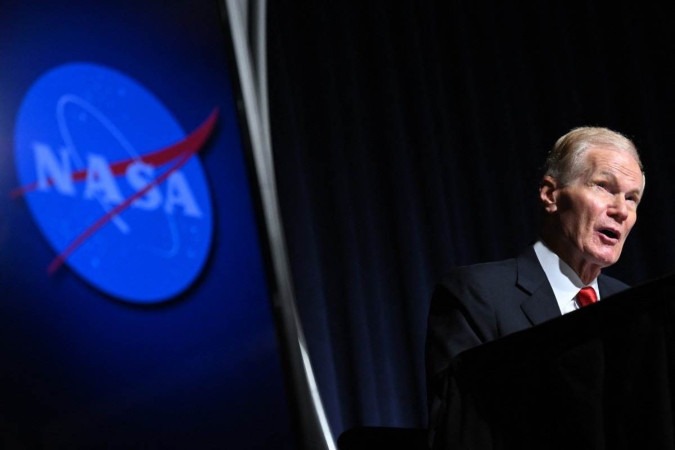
<box><xmin>538</xmin><ymin>234</ymin><xmax>602</xmax><ymax>284</ymax></box>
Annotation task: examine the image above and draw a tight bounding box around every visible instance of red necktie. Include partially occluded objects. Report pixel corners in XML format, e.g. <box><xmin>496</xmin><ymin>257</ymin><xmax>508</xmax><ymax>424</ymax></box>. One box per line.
<box><xmin>576</xmin><ymin>286</ymin><xmax>598</xmax><ymax>308</ymax></box>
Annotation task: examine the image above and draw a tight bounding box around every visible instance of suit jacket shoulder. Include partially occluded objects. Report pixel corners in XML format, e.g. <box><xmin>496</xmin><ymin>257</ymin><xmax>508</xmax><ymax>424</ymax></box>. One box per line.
<box><xmin>430</xmin><ymin>247</ymin><xmax>560</xmax><ymax>352</ymax></box>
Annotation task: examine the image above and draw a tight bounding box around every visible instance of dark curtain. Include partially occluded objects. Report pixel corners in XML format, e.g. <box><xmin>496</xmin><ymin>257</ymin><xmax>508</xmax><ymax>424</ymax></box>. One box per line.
<box><xmin>265</xmin><ymin>1</ymin><xmax>675</xmax><ymax>441</ymax></box>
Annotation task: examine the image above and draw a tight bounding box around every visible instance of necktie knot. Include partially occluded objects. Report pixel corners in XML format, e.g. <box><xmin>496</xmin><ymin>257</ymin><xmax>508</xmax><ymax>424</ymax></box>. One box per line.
<box><xmin>576</xmin><ymin>286</ymin><xmax>598</xmax><ymax>308</ymax></box>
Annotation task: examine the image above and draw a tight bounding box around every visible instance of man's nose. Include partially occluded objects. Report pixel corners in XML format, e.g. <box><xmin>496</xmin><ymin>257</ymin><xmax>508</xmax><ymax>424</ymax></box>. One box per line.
<box><xmin>609</xmin><ymin>195</ymin><xmax>629</xmax><ymax>222</ymax></box>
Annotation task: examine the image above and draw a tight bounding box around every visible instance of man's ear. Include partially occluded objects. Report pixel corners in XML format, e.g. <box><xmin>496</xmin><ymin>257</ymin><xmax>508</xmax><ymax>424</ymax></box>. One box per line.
<box><xmin>539</xmin><ymin>175</ymin><xmax>559</xmax><ymax>213</ymax></box>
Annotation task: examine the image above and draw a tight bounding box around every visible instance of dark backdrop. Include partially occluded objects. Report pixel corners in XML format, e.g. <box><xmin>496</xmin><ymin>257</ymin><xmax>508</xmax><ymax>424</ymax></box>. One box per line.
<box><xmin>265</xmin><ymin>1</ymin><xmax>675</xmax><ymax>441</ymax></box>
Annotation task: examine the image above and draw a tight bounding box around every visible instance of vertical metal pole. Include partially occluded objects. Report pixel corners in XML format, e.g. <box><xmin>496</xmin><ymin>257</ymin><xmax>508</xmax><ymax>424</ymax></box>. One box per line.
<box><xmin>222</xmin><ymin>2</ymin><xmax>336</xmax><ymax>449</ymax></box>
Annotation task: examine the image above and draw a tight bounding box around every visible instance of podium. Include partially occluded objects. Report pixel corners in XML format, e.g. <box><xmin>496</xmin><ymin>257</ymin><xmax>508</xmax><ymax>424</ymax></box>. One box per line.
<box><xmin>433</xmin><ymin>273</ymin><xmax>675</xmax><ymax>450</ymax></box>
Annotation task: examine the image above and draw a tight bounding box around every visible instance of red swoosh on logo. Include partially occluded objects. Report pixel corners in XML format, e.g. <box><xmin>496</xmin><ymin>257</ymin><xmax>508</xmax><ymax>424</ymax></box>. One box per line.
<box><xmin>12</xmin><ymin>108</ymin><xmax>219</xmax><ymax>274</ymax></box>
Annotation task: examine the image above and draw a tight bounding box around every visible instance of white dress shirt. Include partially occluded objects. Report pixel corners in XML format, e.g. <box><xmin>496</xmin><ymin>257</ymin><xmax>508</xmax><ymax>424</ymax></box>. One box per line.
<box><xmin>533</xmin><ymin>241</ymin><xmax>600</xmax><ymax>315</ymax></box>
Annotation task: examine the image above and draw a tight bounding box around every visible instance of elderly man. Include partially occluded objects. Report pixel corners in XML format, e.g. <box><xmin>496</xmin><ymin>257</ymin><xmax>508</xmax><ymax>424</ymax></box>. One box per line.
<box><xmin>425</xmin><ymin>126</ymin><xmax>645</xmax><ymax>446</ymax></box>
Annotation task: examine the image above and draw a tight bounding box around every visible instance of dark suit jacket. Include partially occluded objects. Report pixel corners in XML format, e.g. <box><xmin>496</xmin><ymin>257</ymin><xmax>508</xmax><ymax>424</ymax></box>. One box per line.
<box><xmin>425</xmin><ymin>245</ymin><xmax>629</xmax><ymax>444</ymax></box>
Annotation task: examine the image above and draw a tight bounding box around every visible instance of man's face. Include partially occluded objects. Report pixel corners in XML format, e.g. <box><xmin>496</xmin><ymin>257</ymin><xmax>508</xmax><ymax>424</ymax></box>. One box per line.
<box><xmin>541</xmin><ymin>146</ymin><xmax>644</xmax><ymax>274</ymax></box>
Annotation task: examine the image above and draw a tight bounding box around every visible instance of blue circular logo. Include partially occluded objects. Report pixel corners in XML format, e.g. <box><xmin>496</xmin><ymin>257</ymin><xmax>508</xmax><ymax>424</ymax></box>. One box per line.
<box><xmin>13</xmin><ymin>63</ymin><xmax>215</xmax><ymax>304</ymax></box>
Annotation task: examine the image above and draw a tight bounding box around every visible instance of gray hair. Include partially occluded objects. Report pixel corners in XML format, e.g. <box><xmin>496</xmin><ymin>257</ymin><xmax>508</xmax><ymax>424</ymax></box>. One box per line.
<box><xmin>544</xmin><ymin>126</ymin><xmax>644</xmax><ymax>186</ymax></box>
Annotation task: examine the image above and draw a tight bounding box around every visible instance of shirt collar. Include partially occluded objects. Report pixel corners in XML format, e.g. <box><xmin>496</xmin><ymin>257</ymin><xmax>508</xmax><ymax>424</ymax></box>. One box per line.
<box><xmin>533</xmin><ymin>240</ymin><xmax>600</xmax><ymax>314</ymax></box>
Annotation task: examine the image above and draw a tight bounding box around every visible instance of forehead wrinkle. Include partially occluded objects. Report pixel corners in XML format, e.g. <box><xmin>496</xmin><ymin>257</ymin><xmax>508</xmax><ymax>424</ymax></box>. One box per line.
<box><xmin>598</xmin><ymin>169</ymin><xmax>644</xmax><ymax>195</ymax></box>
<box><xmin>592</xmin><ymin>153</ymin><xmax>644</xmax><ymax>191</ymax></box>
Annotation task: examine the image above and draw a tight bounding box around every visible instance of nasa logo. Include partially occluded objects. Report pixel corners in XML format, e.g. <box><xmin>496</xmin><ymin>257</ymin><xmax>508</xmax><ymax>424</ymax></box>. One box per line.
<box><xmin>12</xmin><ymin>62</ymin><xmax>216</xmax><ymax>304</ymax></box>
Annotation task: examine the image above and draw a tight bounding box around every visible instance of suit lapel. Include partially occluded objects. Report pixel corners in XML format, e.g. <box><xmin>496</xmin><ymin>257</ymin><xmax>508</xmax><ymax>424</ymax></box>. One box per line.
<box><xmin>516</xmin><ymin>246</ymin><xmax>562</xmax><ymax>326</ymax></box>
<box><xmin>597</xmin><ymin>275</ymin><xmax>626</xmax><ymax>298</ymax></box>
<box><xmin>597</xmin><ymin>276</ymin><xmax>611</xmax><ymax>298</ymax></box>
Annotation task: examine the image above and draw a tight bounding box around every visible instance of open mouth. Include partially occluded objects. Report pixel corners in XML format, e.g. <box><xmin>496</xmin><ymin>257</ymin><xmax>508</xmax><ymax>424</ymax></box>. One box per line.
<box><xmin>599</xmin><ymin>228</ymin><xmax>620</xmax><ymax>240</ymax></box>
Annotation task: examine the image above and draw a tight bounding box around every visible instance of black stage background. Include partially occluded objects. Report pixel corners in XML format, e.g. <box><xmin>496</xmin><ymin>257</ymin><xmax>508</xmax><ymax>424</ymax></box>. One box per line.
<box><xmin>265</xmin><ymin>1</ymin><xmax>675</xmax><ymax>441</ymax></box>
